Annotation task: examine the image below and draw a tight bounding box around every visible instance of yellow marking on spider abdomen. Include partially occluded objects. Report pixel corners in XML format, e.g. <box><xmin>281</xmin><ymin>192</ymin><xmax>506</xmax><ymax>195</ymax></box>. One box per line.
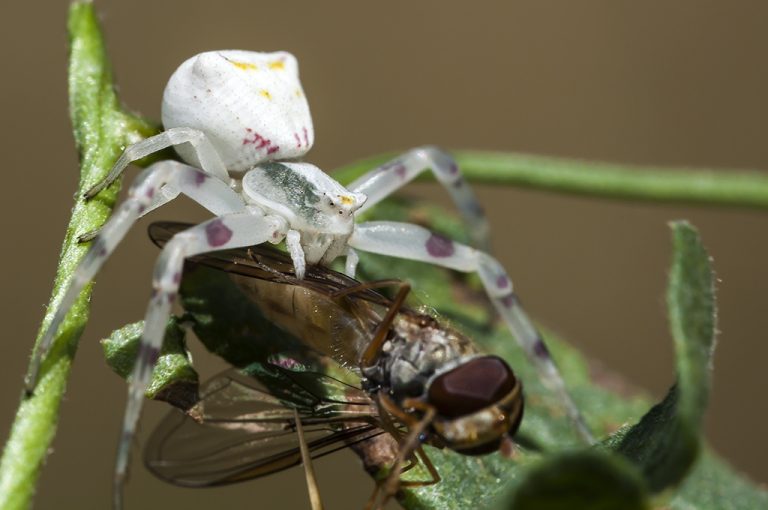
<box><xmin>231</xmin><ymin>60</ymin><xmax>258</xmax><ymax>71</ymax></box>
<box><xmin>340</xmin><ymin>195</ymin><xmax>354</xmax><ymax>205</ymax></box>
<box><xmin>259</xmin><ymin>89</ymin><xmax>272</xmax><ymax>100</ymax></box>
<box><xmin>268</xmin><ymin>60</ymin><xmax>285</xmax><ymax>70</ymax></box>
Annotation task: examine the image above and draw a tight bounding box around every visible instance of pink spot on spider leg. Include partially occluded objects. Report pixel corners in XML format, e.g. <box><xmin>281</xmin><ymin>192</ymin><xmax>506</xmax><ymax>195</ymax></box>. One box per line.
<box><xmin>294</xmin><ymin>132</ymin><xmax>302</xmax><ymax>148</ymax></box>
<box><xmin>533</xmin><ymin>337</ymin><xmax>551</xmax><ymax>359</ymax></box>
<box><xmin>374</xmin><ymin>160</ymin><xmax>400</xmax><ymax>175</ymax></box>
<box><xmin>303</xmin><ymin>127</ymin><xmax>309</xmax><ymax>147</ymax></box>
<box><xmin>498</xmin><ymin>294</ymin><xmax>550</xmax><ymax>360</ymax></box>
<box><xmin>425</xmin><ymin>233</ymin><xmax>455</xmax><ymax>258</ymax></box>
<box><xmin>500</xmin><ymin>294</ymin><xmax>516</xmax><ymax>308</ymax></box>
<box><xmin>194</xmin><ymin>172</ymin><xmax>208</xmax><ymax>186</ymax></box>
<box><xmin>381</xmin><ymin>161</ymin><xmax>398</xmax><ymax>170</ymax></box>
<box><xmin>496</xmin><ymin>275</ymin><xmax>510</xmax><ymax>289</ymax></box>
<box><xmin>138</xmin><ymin>343</ymin><xmax>161</xmax><ymax>368</ymax></box>
<box><xmin>205</xmin><ymin>219</ymin><xmax>233</xmax><ymax>247</ymax></box>
<box><xmin>468</xmin><ymin>201</ymin><xmax>485</xmax><ymax>217</ymax></box>
<box><xmin>448</xmin><ymin>162</ymin><xmax>459</xmax><ymax>175</ymax></box>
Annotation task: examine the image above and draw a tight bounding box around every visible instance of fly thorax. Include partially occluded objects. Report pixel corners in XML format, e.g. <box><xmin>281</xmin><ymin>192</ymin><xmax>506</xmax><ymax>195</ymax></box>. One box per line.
<box><xmin>242</xmin><ymin>162</ymin><xmax>365</xmax><ymax>236</ymax></box>
<box><xmin>370</xmin><ymin>317</ymin><xmax>479</xmax><ymax>403</ymax></box>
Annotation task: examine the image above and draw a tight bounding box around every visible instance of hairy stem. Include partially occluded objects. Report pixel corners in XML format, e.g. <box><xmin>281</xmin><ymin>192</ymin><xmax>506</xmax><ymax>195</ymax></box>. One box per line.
<box><xmin>0</xmin><ymin>4</ymin><xmax>155</xmax><ymax>509</ymax></box>
<box><xmin>334</xmin><ymin>151</ymin><xmax>768</xmax><ymax>209</ymax></box>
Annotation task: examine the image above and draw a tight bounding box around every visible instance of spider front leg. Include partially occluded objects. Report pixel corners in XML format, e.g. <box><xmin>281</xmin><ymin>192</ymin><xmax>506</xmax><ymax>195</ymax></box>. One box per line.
<box><xmin>347</xmin><ymin>147</ymin><xmax>491</xmax><ymax>250</ymax></box>
<box><xmin>349</xmin><ymin>221</ymin><xmax>594</xmax><ymax>444</ymax></box>
<box><xmin>26</xmin><ymin>161</ymin><xmax>245</xmax><ymax>392</ymax></box>
<box><xmin>115</xmin><ymin>211</ymin><xmax>288</xmax><ymax>508</ymax></box>
<box><xmin>84</xmin><ymin>127</ymin><xmax>231</xmax><ymax>199</ymax></box>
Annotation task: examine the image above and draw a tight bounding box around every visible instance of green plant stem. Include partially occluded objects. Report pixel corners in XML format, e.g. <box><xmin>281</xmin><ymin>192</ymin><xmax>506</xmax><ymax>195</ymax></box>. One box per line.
<box><xmin>0</xmin><ymin>4</ymin><xmax>155</xmax><ymax>509</ymax></box>
<box><xmin>334</xmin><ymin>151</ymin><xmax>768</xmax><ymax>209</ymax></box>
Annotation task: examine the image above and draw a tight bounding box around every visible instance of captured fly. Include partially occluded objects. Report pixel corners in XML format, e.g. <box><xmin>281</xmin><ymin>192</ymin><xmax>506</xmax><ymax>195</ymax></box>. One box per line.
<box><xmin>145</xmin><ymin>222</ymin><xmax>524</xmax><ymax>508</ymax></box>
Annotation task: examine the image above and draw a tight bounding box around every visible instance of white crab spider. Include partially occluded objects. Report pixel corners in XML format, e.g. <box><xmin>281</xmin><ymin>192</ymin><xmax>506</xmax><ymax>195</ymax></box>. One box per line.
<box><xmin>28</xmin><ymin>50</ymin><xmax>593</xmax><ymax>506</ymax></box>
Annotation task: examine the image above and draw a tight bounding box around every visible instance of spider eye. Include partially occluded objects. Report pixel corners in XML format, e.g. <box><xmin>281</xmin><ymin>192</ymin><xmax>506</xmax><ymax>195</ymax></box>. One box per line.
<box><xmin>427</xmin><ymin>356</ymin><xmax>516</xmax><ymax>418</ymax></box>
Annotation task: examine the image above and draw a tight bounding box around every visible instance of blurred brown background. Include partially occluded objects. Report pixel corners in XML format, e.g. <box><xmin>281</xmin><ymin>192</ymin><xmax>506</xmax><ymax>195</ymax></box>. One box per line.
<box><xmin>1</xmin><ymin>1</ymin><xmax>767</xmax><ymax>508</ymax></box>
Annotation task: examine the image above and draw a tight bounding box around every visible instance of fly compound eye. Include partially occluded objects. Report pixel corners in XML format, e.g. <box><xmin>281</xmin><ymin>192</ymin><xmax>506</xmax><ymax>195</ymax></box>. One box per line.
<box><xmin>427</xmin><ymin>356</ymin><xmax>517</xmax><ymax>418</ymax></box>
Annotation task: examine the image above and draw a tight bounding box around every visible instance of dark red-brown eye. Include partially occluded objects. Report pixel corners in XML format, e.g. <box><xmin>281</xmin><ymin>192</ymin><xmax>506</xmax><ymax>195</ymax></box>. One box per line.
<box><xmin>427</xmin><ymin>356</ymin><xmax>516</xmax><ymax>418</ymax></box>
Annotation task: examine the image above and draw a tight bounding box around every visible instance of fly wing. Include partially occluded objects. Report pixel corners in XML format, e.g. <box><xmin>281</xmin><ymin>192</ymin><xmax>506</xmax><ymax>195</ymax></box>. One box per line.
<box><xmin>145</xmin><ymin>367</ymin><xmax>382</xmax><ymax>487</ymax></box>
<box><xmin>147</xmin><ymin>221</ymin><xmax>400</xmax><ymax>370</ymax></box>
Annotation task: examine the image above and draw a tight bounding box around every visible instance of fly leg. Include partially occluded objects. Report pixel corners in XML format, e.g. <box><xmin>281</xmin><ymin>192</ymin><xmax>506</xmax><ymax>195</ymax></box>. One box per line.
<box><xmin>407</xmin><ymin>446</ymin><xmax>440</xmax><ymax>488</ymax></box>
<box><xmin>114</xmin><ymin>211</ymin><xmax>288</xmax><ymax>509</ymax></box>
<box><xmin>26</xmin><ymin>161</ymin><xmax>246</xmax><ymax>393</ymax></box>
<box><xmin>349</xmin><ymin>221</ymin><xmax>595</xmax><ymax>444</ymax></box>
<box><xmin>376</xmin><ymin>396</ymin><xmax>439</xmax><ymax>507</ymax></box>
<box><xmin>84</xmin><ymin>127</ymin><xmax>231</xmax><ymax>199</ymax></box>
<box><xmin>347</xmin><ymin>147</ymin><xmax>490</xmax><ymax>251</ymax></box>
<box><xmin>377</xmin><ymin>395</ymin><xmax>440</xmax><ymax>484</ymax></box>
<box><xmin>367</xmin><ymin>395</ymin><xmax>439</xmax><ymax>510</ymax></box>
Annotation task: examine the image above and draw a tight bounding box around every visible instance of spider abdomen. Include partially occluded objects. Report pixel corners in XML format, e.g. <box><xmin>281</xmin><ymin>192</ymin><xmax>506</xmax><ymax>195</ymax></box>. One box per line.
<box><xmin>162</xmin><ymin>50</ymin><xmax>314</xmax><ymax>172</ymax></box>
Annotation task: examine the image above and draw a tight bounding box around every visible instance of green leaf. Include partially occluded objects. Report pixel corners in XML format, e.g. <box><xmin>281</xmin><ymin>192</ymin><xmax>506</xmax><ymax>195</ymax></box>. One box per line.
<box><xmin>101</xmin><ymin>319</ymin><xmax>198</xmax><ymax>410</ymax></box>
<box><xmin>606</xmin><ymin>221</ymin><xmax>716</xmax><ymax>493</ymax></box>
<box><xmin>672</xmin><ymin>449</ymin><xmax>768</xmax><ymax>509</ymax></box>
<box><xmin>667</xmin><ymin>221</ymin><xmax>716</xmax><ymax>425</ymax></box>
<box><xmin>499</xmin><ymin>450</ymin><xmax>649</xmax><ymax>510</ymax></box>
